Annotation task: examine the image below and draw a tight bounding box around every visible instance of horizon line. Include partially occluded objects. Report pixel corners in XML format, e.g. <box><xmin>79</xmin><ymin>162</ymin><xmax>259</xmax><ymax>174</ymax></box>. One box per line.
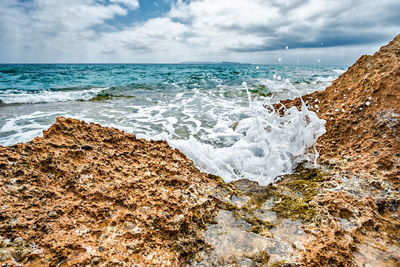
<box><xmin>0</xmin><ymin>62</ymin><xmax>347</xmax><ymax>67</ymax></box>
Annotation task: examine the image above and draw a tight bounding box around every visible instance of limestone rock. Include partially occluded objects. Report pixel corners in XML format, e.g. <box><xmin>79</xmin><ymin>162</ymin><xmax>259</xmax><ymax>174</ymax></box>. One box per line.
<box><xmin>278</xmin><ymin>33</ymin><xmax>400</xmax><ymax>186</ymax></box>
<box><xmin>0</xmin><ymin>117</ymin><xmax>224</xmax><ymax>266</ymax></box>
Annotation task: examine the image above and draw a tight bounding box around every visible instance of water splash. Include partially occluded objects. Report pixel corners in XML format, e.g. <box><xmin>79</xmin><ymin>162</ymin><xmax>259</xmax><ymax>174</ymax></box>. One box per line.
<box><xmin>0</xmin><ymin>65</ymin><xmax>334</xmax><ymax>184</ymax></box>
<box><xmin>170</xmin><ymin>83</ymin><xmax>326</xmax><ymax>186</ymax></box>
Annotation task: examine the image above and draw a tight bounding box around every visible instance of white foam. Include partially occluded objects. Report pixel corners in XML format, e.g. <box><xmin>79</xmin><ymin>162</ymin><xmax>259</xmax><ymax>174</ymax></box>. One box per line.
<box><xmin>0</xmin><ymin>111</ymin><xmax>66</xmax><ymax>146</ymax></box>
<box><xmin>315</xmin><ymin>76</ymin><xmax>335</xmax><ymax>82</ymax></box>
<box><xmin>255</xmin><ymin>73</ymin><xmax>337</xmax><ymax>103</ymax></box>
<box><xmin>74</xmin><ymin>83</ymin><xmax>326</xmax><ymax>186</ymax></box>
<box><xmin>333</xmin><ymin>69</ymin><xmax>345</xmax><ymax>75</ymax></box>
<box><xmin>169</xmin><ymin>84</ymin><xmax>326</xmax><ymax>186</ymax></box>
<box><xmin>0</xmin><ymin>87</ymin><xmax>106</xmax><ymax>104</ymax></box>
<box><xmin>0</xmin><ymin>80</ymin><xmax>327</xmax><ymax>186</ymax></box>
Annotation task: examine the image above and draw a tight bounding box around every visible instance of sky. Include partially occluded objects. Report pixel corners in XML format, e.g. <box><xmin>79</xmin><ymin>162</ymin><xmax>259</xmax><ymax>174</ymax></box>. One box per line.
<box><xmin>0</xmin><ymin>0</ymin><xmax>399</xmax><ymax>65</ymax></box>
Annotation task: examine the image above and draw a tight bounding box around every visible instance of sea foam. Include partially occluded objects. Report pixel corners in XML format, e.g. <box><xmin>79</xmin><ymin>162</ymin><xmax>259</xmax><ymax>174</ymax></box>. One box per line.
<box><xmin>169</xmin><ymin>83</ymin><xmax>326</xmax><ymax>185</ymax></box>
<box><xmin>0</xmin><ymin>65</ymin><xmax>333</xmax><ymax>185</ymax></box>
<box><xmin>0</xmin><ymin>87</ymin><xmax>106</xmax><ymax>104</ymax></box>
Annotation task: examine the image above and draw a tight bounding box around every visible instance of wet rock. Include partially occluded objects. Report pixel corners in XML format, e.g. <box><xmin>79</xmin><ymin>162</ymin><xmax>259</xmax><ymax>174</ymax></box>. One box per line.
<box><xmin>190</xmin><ymin>164</ymin><xmax>326</xmax><ymax>265</ymax></box>
<box><xmin>277</xmin><ymin>34</ymin><xmax>399</xmax><ymax>182</ymax></box>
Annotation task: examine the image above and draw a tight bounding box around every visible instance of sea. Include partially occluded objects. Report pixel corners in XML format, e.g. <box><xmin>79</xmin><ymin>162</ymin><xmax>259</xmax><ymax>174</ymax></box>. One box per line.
<box><xmin>0</xmin><ymin>64</ymin><xmax>345</xmax><ymax>185</ymax></box>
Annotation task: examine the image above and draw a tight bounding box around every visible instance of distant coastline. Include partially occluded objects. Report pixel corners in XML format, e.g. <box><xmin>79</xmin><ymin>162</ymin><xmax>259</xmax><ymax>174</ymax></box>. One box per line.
<box><xmin>179</xmin><ymin>61</ymin><xmax>252</xmax><ymax>65</ymax></box>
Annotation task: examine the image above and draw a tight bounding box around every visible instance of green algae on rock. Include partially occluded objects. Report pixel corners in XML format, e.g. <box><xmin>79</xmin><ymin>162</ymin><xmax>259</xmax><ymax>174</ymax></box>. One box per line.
<box><xmin>269</xmin><ymin>165</ymin><xmax>326</xmax><ymax>222</ymax></box>
<box><xmin>189</xmin><ymin>164</ymin><xmax>324</xmax><ymax>266</ymax></box>
<box><xmin>89</xmin><ymin>94</ymin><xmax>134</xmax><ymax>101</ymax></box>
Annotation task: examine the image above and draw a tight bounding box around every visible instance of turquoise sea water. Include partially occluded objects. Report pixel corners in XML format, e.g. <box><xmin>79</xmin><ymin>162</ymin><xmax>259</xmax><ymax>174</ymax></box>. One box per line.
<box><xmin>0</xmin><ymin>64</ymin><xmax>344</xmax><ymax>185</ymax></box>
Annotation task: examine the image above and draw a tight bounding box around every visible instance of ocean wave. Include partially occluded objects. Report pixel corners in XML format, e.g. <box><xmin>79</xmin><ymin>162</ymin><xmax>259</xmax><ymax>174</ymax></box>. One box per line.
<box><xmin>0</xmin><ymin>87</ymin><xmax>107</xmax><ymax>104</ymax></box>
<box><xmin>168</xmin><ymin>84</ymin><xmax>325</xmax><ymax>185</ymax></box>
<box><xmin>332</xmin><ymin>68</ymin><xmax>346</xmax><ymax>75</ymax></box>
<box><xmin>0</xmin><ymin>64</ymin><xmax>338</xmax><ymax>184</ymax></box>
<box><xmin>315</xmin><ymin>76</ymin><xmax>336</xmax><ymax>82</ymax></box>
<box><xmin>0</xmin><ymin>83</ymin><xmax>181</xmax><ymax>105</ymax></box>
<box><xmin>133</xmin><ymin>82</ymin><xmax>326</xmax><ymax>186</ymax></box>
<box><xmin>0</xmin><ymin>81</ymin><xmax>326</xmax><ymax>185</ymax></box>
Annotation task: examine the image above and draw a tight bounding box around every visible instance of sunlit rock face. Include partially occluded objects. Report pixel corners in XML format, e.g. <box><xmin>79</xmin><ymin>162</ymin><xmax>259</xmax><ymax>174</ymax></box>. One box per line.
<box><xmin>0</xmin><ymin>117</ymin><xmax>226</xmax><ymax>266</ymax></box>
<box><xmin>279</xmin><ymin>34</ymin><xmax>400</xmax><ymax>181</ymax></box>
<box><xmin>192</xmin><ymin>34</ymin><xmax>400</xmax><ymax>266</ymax></box>
<box><xmin>272</xmin><ymin>34</ymin><xmax>400</xmax><ymax>265</ymax></box>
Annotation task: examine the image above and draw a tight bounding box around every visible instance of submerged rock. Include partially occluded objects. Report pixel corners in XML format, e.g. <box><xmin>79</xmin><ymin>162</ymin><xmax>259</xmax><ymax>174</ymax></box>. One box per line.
<box><xmin>190</xmin><ymin>165</ymin><xmax>324</xmax><ymax>266</ymax></box>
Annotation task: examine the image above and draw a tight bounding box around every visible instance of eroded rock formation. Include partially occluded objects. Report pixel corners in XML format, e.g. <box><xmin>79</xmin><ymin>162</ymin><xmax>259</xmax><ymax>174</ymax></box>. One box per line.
<box><xmin>0</xmin><ymin>34</ymin><xmax>399</xmax><ymax>266</ymax></box>
<box><xmin>0</xmin><ymin>117</ymin><xmax>226</xmax><ymax>266</ymax></box>
<box><xmin>279</xmin><ymin>34</ymin><xmax>400</xmax><ymax>185</ymax></box>
<box><xmin>276</xmin><ymin>34</ymin><xmax>400</xmax><ymax>266</ymax></box>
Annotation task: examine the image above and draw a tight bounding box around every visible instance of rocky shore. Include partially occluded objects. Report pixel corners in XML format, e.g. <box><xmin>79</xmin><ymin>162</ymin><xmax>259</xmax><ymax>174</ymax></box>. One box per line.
<box><xmin>1</xmin><ymin>35</ymin><xmax>399</xmax><ymax>266</ymax></box>
<box><xmin>0</xmin><ymin>118</ymin><xmax>228</xmax><ymax>266</ymax></box>
<box><xmin>273</xmin><ymin>33</ymin><xmax>400</xmax><ymax>266</ymax></box>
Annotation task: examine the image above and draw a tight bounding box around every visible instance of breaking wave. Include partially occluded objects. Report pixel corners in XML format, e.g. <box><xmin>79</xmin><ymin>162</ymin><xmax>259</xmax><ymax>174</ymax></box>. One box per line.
<box><xmin>0</xmin><ymin>64</ymin><xmax>337</xmax><ymax>184</ymax></box>
<box><xmin>167</xmin><ymin>83</ymin><xmax>326</xmax><ymax>185</ymax></box>
<box><xmin>0</xmin><ymin>87</ymin><xmax>107</xmax><ymax>105</ymax></box>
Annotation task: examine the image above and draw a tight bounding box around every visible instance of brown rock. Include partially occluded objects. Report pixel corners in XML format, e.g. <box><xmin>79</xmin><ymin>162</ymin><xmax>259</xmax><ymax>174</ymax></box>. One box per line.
<box><xmin>0</xmin><ymin>117</ymin><xmax>224</xmax><ymax>266</ymax></box>
<box><xmin>277</xmin><ymin>34</ymin><xmax>400</xmax><ymax>188</ymax></box>
<box><xmin>1</xmin><ymin>34</ymin><xmax>399</xmax><ymax>266</ymax></box>
<box><xmin>276</xmin><ymin>34</ymin><xmax>400</xmax><ymax>265</ymax></box>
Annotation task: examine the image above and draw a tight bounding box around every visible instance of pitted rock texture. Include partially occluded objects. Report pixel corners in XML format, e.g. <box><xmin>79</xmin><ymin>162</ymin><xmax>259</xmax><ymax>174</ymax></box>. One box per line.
<box><xmin>278</xmin><ymin>34</ymin><xmax>400</xmax><ymax>185</ymax></box>
<box><xmin>276</xmin><ymin>34</ymin><xmax>400</xmax><ymax>266</ymax></box>
<box><xmin>0</xmin><ymin>117</ymin><xmax>224</xmax><ymax>266</ymax></box>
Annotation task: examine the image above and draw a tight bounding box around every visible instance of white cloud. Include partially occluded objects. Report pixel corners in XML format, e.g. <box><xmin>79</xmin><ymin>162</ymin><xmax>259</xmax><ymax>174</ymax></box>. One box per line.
<box><xmin>109</xmin><ymin>0</ymin><xmax>139</xmax><ymax>10</ymax></box>
<box><xmin>99</xmin><ymin>17</ymin><xmax>188</xmax><ymax>54</ymax></box>
<box><xmin>97</xmin><ymin>0</ymin><xmax>399</xmax><ymax>63</ymax></box>
<box><xmin>0</xmin><ymin>0</ymin><xmax>129</xmax><ymax>62</ymax></box>
<box><xmin>0</xmin><ymin>0</ymin><xmax>399</xmax><ymax>63</ymax></box>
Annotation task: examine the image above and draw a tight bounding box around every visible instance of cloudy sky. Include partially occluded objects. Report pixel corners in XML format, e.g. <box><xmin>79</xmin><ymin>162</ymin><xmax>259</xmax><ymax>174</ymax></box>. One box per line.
<box><xmin>0</xmin><ymin>0</ymin><xmax>399</xmax><ymax>65</ymax></box>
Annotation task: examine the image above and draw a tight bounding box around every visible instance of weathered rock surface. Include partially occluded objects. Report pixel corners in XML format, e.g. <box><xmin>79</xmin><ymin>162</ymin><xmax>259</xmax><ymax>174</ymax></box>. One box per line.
<box><xmin>0</xmin><ymin>117</ymin><xmax>226</xmax><ymax>266</ymax></box>
<box><xmin>1</xmin><ymin>34</ymin><xmax>399</xmax><ymax>266</ymax></box>
<box><xmin>278</xmin><ymin>34</ymin><xmax>400</xmax><ymax>185</ymax></box>
<box><xmin>274</xmin><ymin>34</ymin><xmax>400</xmax><ymax>265</ymax></box>
<box><xmin>191</xmin><ymin>34</ymin><xmax>400</xmax><ymax>266</ymax></box>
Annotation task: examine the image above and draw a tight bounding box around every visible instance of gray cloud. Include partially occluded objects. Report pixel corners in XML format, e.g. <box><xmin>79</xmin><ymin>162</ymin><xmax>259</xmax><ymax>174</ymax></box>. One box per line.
<box><xmin>0</xmin><ymin>0</ymin><xmax>399</xmax><ymax>64</ymax></box>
